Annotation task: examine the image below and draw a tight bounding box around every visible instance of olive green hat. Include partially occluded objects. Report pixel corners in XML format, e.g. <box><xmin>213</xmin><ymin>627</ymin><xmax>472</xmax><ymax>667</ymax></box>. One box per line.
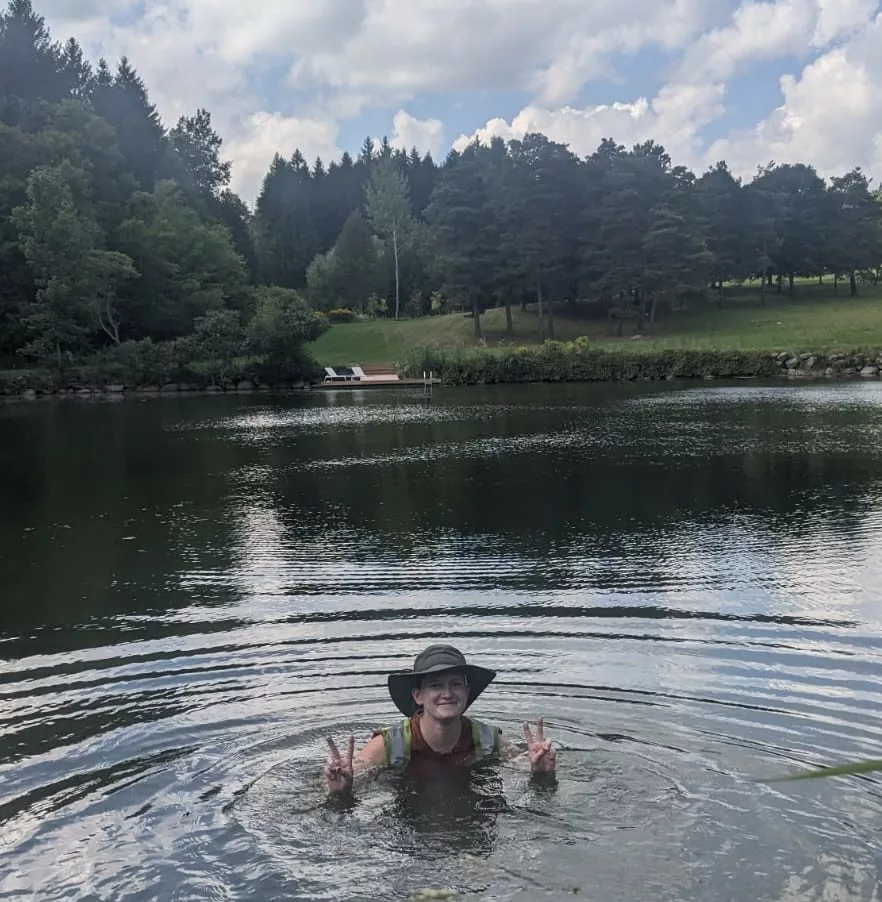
<box><xmin>387</xmin><ymin>644</ymin><xmax>497</xmax><ymax>717</ymax></box>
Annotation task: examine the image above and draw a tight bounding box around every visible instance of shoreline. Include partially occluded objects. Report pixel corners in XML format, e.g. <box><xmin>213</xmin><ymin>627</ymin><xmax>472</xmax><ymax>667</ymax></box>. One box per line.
<box><xmin>3</xmin><ymin>350</ymin><xmax>882</xmax><ymax>401</ymax></box>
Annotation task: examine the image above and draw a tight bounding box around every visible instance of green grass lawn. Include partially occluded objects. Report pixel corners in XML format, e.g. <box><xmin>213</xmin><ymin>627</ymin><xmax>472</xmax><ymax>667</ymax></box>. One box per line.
<box><xmin>311</xmin><ymin>282</ymin><xmax>882</xmax><ymax>364</ymax></box>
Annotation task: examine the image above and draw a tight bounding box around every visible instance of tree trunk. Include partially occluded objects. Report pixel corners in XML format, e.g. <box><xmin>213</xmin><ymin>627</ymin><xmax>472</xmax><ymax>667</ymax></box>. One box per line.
<box><xmin>649</xmin><ymin>292</ymin><xmax>660</xmax><ymax>331</ymax></box>
<box><xmin>97</xmin><ymin>295</ymin><xmax>121</xmax><ymax>345</ymax></box>
<box><xmin>833</xmin><ymin>273</ymin><xmax>839</xmax><ymax>295</ymax></box>
<box><xmin>520</xmin><ymin>294</ymin><xmax>527</xmax><ymax>312</ymax></box>
<box><xmin>850</xmin><ymin>271</ymin><xmax>858</xmax><ymax>297</ymax></box>
<box><xmin>472</xmin><ymin>291</ymin><xmax>482</xmax><ymax>339</ymax></box>
<box><xmin>547</xmin><ymin>298</ymin><xmax>555</xmax><ymax>340</ymax></box>
<box><xmin>818</xmin><ymin>274</ymin><xmax>823</xmax><ymax>285</ymax></box>
<box><xmin>788</xmin><ymin>272</ymin><xmax>794</xmax><ymax>296</ymax></box>
<box><xmin>606</xmin><ymin>306</ymin><xmax>615</xmax><ymax>336</ymax></box>
<box><xmin>536</xmin><ymin>281</ymin><xmax>545</xmax><ymax>342</ymax></box>
<box><xmin>636</xmin><ymin>287</ymin><xmax>647</xmax><ymax>331</ymax></box>
<box><xmin>392</xmin><ymin>228</ymin><xmax>400</xmax><ymax>319</ymax></box>
<box><xmin>718</xmin><ymin>280</ymin><xmax>724</xmax><ymax>308</ymax></box>
<box><xmin>760</xmin><ymin>266</ymin><xmax>767</xmax><ymax>307</ymax></box>
<box><xmin>504</xmin><ymin>290</ymin><xmax>513</xmax><ymax>338</ymax></box>
<box><xmin>776</xmin><ymin>273</ymin><xmax>783</xmax><ymax>294</ymax></box>
<box><xmin>767</xmin><ymin>271</ymin><xmax>774</xmax><ymax>287</ymax></box>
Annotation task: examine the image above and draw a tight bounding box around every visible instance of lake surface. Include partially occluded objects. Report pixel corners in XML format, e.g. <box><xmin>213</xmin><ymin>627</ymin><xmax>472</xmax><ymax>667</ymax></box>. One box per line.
<box><xmin>2</xmin><ymin>382</ymin><xmax>882</xmax><ymax>901</ymax></box>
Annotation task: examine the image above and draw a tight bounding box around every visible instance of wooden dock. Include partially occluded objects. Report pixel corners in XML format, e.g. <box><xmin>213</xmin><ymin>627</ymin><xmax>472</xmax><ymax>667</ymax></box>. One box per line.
<box><xmin>311</xmin><ymin>378</ymin><xmax>437</xmax><ymax>391</ymax></box>
<box><xmin>312</xmin><ymin>363</ymin><xmax>439</xmax><ymax>392</ymax></box>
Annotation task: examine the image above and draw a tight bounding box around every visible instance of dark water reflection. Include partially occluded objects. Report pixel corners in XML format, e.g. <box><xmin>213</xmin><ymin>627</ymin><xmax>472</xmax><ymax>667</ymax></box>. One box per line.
<box><xmin>2</xmin><ymin>382</ymin><xmax>882</xmax><ymax>900</ymax></box>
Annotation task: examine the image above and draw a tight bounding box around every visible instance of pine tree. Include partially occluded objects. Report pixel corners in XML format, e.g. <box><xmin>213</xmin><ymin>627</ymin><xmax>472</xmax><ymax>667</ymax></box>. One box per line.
<box><xmin>169</xmin><ymin>108</ymin><xmax>231</xmax><ymax>199</ymax></box>
<box><xmin>826</xmin><ymin>170</ymin><xmax>882</xmax><ymax>296</ymax></box>
<box><xmin>58</xmin><ymin>37</ymin><xmax>93</xmax><ymax>100</ymax></box>
<box><xmin>426</xmin><ymin>146</ymin><xmax>495</xmax><ymax>338</ymax></box>
<box><xmin>694</xmin><ymin>161</ymin><xmax>751</xmax><ymax>304</ymax></box>
<box><xmin>334</xmin><ymin>209</ymin><xmax>379</xmax><ymax>313</ymax></box>
<box><xmin>91</xmin><ymin>57</ymin><xmax>166</xmax><ymax>190</ymax></box>
<box><xmin>0</xmin><ymin>0</ymin><xmax>64</xmax><ymax>121</ymax></box>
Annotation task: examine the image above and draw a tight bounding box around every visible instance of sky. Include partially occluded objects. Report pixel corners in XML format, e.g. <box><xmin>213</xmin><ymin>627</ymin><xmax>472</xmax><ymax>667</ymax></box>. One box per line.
<box><xmin>37</xmin><ymin>0</ymin><xmax>882</xmax><ymax>205</ymax></box>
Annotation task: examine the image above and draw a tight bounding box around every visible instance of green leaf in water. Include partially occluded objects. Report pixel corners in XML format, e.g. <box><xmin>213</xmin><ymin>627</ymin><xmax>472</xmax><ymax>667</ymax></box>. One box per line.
<box><xmin>763</xmin><ymin>758</ymin><xmax>882</xmax><ymax>782</ymax></box>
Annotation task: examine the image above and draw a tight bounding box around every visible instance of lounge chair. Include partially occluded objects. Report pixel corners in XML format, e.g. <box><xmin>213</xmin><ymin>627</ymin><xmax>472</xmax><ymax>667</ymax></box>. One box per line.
<box><xmin>323</xmin><ymin>365</ymin><xmax>360</xmax><ymax>383</ymax></box>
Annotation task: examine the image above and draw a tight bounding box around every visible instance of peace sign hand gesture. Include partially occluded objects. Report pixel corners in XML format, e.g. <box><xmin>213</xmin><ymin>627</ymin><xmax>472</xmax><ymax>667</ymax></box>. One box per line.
<box><xmin>324</xmin><ymin>735</ymin><xmax>355</xmax><ymax>794</ymax></box>
<box><xmin>523</xmin><ymin>718</ymin><xmax>556</xmax><ymax>774</ymax></box>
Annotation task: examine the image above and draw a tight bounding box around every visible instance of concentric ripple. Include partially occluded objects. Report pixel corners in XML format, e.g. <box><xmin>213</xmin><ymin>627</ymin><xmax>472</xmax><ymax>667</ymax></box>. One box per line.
<box><xmin>2</xmin><ymin>382</ymin><xmax>882</xmax><ymax>901</ymax></box>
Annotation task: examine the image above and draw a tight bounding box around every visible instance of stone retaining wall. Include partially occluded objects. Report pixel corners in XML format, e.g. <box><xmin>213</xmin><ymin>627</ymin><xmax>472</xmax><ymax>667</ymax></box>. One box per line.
<box><xmin>773</xmin><ymin>352</ymin><xmax>882</xmax><ymax>378</ymax></box>
<box><xmin>3</xmin><ymin>379</ymin><xmax>307</xmax><ymax>401</ymax></box>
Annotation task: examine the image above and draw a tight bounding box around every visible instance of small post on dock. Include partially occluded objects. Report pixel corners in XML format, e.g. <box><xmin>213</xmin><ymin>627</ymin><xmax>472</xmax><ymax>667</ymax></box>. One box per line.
<box><xmin>423</xmin><ymin>370</ymin><xmax>434</xmax><ymax>398</ymax></box>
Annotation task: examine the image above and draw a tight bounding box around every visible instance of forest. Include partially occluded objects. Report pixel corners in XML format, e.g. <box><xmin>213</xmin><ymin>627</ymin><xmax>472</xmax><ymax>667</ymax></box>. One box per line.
<box><xmin>2</xmin><ymin>0</ymin><xmax>881</xmax><ymax>378</ymax></box>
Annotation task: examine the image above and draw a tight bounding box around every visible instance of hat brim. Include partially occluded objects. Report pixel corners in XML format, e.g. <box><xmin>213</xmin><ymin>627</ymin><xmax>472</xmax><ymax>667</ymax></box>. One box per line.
<box><xmin>387</xmin><ymin>663</ymin><xmax>496</xmax><ymax>717</ymax></box>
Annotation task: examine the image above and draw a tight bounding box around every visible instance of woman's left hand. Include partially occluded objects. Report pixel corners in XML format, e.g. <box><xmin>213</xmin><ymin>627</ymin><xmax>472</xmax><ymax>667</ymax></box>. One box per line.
<box><xmin>524</xmin><ymin>718</ymin><xmax>556</xmax><ymax>773</ymax></box>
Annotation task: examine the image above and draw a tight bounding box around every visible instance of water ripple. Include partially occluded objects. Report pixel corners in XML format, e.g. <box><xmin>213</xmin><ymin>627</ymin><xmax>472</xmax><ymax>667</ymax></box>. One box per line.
<box><xmin>3</xmin><ymin>383</ymin><xmax>882</xmax><ymax>900</ymax></box>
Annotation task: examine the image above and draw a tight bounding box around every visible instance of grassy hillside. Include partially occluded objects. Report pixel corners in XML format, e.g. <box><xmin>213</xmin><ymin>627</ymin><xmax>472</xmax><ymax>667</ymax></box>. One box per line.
<box><xmin>311</xmin><ymin>283</ymin><xmax>882</xmax><ymax>365</ymax></box>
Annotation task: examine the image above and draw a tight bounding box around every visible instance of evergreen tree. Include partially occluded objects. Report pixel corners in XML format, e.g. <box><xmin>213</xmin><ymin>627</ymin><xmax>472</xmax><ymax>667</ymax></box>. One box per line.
<box><xmin>169</xmin><ymin>108</ymin><xmax>231</xmax><ymax>199</ymax></box>
<box><xmin>58</xmin><ymin>38</ymin><xmax>93</xmax><ymax>100</ymax></box>
<box><xmin>334</xmin><ymin>209</ymin><xmax>380</xmax><ymax>312</ymax></box>
<box><xmin>826</xmin><ymin>169</ymin><xmax>882</xmax><ymax>296</ymax></box>
<box><xmin>750</xmin><ymin>163</ymin><xmax>828</xmax><ymax>294</ymax></box>
<box><xmin>253</xmin><ymin>153</ymin><xmax>320</xmax><ymax>289</ymax></box>
<box><xmin>425</xmin><ymin>146</ymin><xmax>495</xmax><ymax>338</ymax></box>
<box><xmin>91</xmin><ymin>57</ymin><xmax>165</xmax><ymax>190</ymax></box>
<box><xmin>694</xmin><ymin>162</ymin><xmax>751</xmax><ymax>304</ymax></box>
<box><xmin>0</xmin><ymin>0</ymin><xmax>64</xmax><ymax>122</ymax></box>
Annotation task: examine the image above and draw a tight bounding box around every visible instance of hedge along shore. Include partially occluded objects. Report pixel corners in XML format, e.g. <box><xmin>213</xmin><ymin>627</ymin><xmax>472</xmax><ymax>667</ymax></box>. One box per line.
<box><xmin>4</xmin><ymin>344</ymin><xmax>882</xmax><ymax>400</ymax></box>
<box><xmin>396</xmin><ymin>342</ymin><xmax>882</xmax><ymax>385</ymax></box>
<box><xmin>0</xmin><ymin>371</ymin><xmax>309</xmax><ymax>401</ymax></box>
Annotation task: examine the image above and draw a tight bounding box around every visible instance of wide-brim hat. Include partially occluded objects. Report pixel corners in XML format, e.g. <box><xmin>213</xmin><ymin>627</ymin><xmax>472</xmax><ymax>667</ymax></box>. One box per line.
<box><xmin>387</xmin><ymin>644</ymin><xmax>496</xmax><ymax>717</ymax></box>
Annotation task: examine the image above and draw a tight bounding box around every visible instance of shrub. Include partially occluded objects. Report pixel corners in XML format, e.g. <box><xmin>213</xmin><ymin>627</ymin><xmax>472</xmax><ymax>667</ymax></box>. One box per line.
<box><xmin>102</xmin><ymin>338</ymin><xmax>180</xmax><ymax>385</ymax></box>
<box><xmin>327</xmin><ymin>307</ymin><xmax>358</xmax><ymax>324</ymax></box>
<box><xmin>176</xmin><ymin>310</ymin><xmax>243</xmax><ymax>383</ymax></box>
<box><xmin>366</xmin><ymin>295</ymin><xmax>388</xmax><ymax>318</ymax></box>
<box><xmin>245</xmin><ymin>288</ymin><xmax>327</xmax><ymax>382</ymax></box>
<box><xmin>398</xmin><ymin>342</ymin><xmax>780</xmax><ymax>385</ymax></box>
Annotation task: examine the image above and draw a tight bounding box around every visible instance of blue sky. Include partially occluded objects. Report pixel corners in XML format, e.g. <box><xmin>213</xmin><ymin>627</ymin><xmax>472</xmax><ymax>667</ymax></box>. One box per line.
<box><xmin>39</xmin><ymin>0</ymin><xmax>882</xmax><ymax>202</ymax></box>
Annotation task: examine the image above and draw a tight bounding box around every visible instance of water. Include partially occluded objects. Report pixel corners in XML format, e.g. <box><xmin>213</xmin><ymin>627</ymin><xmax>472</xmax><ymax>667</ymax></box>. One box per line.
<box><xmin>2</xmin><ymin>382</ymin><xmax>882</xmax><ymax>901</ymax></box>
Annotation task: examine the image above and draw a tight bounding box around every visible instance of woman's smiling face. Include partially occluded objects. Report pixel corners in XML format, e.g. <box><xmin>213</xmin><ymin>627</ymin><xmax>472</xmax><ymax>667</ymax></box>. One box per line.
<box><xmin>412</xmin><ymin>670</ymin><xmax>469</xmax><ymax>721</ymax></box>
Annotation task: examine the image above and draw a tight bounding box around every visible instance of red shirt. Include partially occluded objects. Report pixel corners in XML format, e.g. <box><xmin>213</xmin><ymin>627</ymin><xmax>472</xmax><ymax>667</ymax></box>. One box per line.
<box><xmin>409</xmin><ymin>713</ymin><xmax>475</xmax><ymax>765</ymax></box>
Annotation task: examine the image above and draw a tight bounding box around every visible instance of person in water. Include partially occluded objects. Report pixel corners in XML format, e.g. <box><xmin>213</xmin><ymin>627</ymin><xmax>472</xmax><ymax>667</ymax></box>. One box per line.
<box><xmin>324</xmin><ymin>644</ymin><xmax>556</xmax><ymax>793</ymax></box>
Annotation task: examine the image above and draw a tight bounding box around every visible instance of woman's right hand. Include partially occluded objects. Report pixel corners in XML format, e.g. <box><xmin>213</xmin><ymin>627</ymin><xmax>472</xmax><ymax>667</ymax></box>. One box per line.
<box><xmin>324</xmin><ymin>736</ymin><xmax>355</xmax><ymax>794</ymax></box>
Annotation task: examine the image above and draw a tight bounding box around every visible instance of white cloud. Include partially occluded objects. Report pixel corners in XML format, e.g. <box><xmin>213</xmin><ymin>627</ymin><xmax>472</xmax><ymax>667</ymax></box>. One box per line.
<box><xmin>676</xmin><ymin>0</ymin><xmax>815</xmax><ymax>86</ymax></box>
<box><xmin>42</xmin><ymin>0</ymin><xmax>725</xmax><ymax>203</ymax></box>
<box><xmin>812</xmin><ymin>0</ymin><xmax>879</xmax><ymax>46</ymax></box>
<box><xmin>288</xmin><ymin>0</ymin><xmax>724</xmax><ymax>109</ymax></box>
<box><xmin>225</xmin><ymin>113</ymin><xmax>342</xmax><ymax>201</ymax></box>
<box><xmin>36</xmin><ymin>0</ymin><xmax>882</xmax><ymax>206</ymax></box>
<box><xmin>454</xmin><ymin>82</ymin><xmax>726</xmax><ymax>166</ymax></box>
<box><xmin>388</xmin><ymin>110</ymin><xmax>445</xmax><ymax>158</ymax></box>
<box><xmin>675</xmin><ymin>0</ymin><xmax>880</xmax><ymax>87</ymax></box>
<box><xmin>706</xmin><ymin>11</ymin><xmax>882</xmax><ymax>181</ymax></box>
<box><xmin>531</xmin><ymin>0</ymin><xmax>722</xmax><ymax>104</ymax></box>
<box><xmin>456</xmin><ymin>3</ymin><xmax>882</xmax><ymax>184</ymax></box>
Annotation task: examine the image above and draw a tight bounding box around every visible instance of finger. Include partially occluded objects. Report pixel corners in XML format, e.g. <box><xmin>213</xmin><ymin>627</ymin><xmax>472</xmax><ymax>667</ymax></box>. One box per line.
<box><xmin>326</xmin><ymin>738</ymin><xmax>342</xmax><ymax>761</ymax></box>
<box><xmin>532</xmin><ymin>744</ymin><xmax>548</xmax><ymax>762</ymax></box>
<box><xmin>537</xmin><ymin>718</ymin><xmax>545</xmax><ymax>742</ymax></box>
<box><xmin>347</xmin><ymin>735</ymin><xmax>355</xmax><ymax>765</ymax></box>
<box><xmin>523</xmin><ymin>722</ymin><xmax>534</xmax><ymax>745</ymax></box>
